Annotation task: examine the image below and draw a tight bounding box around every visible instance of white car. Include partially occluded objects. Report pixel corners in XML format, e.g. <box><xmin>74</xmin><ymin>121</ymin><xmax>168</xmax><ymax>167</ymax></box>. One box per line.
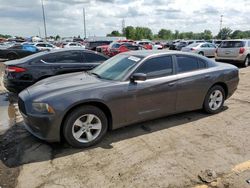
<box><xmin>63</xmin><ymin>42</ymin><xmax>85</xmax><ymax>49</ymax></box>
<box><xmin>181</xmin><ymin>42</ymin><xmax>217</xmax><ymax>57</ymax></box>
<box><xmin>33</xmin><ymin>43</ymin><xmax>59</xmax><ymax>51</ymax></box>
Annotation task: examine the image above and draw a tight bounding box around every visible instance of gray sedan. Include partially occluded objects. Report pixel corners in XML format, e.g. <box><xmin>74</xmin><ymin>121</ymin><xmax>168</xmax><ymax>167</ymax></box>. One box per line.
<box><xmin>181</xmin><ymin>42</ymin><xmax>217</xmax><ymax>57</ymax></box>
<box><xmin>18</xmin><ymin>51</ymin><xmax>239</xmax><ymax>147</ymax></box>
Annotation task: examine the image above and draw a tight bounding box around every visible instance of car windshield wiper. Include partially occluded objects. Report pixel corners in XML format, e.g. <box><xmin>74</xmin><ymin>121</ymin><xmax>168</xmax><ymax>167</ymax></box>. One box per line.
<box><xmin>88</xmin><ymin>72</ymin><xmax>102</xmax><ymax>79</ymax></box>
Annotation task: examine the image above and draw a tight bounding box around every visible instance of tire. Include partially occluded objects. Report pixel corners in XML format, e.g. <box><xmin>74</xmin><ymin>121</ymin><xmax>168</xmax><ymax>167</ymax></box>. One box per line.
<box><xmin>243</xmin><ymin>56</ymin><xmax>249</xmax><ymax>67</ymax></box>
<box><xmin>63</xmin><ymin>105</ymin><xmax>108</xmax><ymax>148</ymax></box>
<box><xmin>203</xmin><ymin>85</ymin><xmax>225</xmax><ymax>114</ymax></box>
<box><xmin>198</xmin><ymin>51</ymin><xmax>204</xmax><ymax>56</ymax></box>
<box><xmin>7</xmin><ymin>53</ymin><xmax>18</xmax><ymax>60</ymax></box>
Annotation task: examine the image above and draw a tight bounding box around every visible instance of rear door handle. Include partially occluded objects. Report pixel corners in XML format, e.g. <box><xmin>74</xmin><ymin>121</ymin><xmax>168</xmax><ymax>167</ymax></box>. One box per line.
<box><xmin>204</xmin><ymin>75</ymin><xmax>211</xmax><ymax>79</ymax></box>
<box><xmin>168</xmin><ymin>82</ymin><xmax>176</xmax><ymax>87</ymax></box>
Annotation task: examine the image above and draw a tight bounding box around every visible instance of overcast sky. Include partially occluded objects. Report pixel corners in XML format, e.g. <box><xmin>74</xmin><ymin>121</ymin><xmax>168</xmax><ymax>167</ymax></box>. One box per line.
<box><xmin>0</xmin><ymin>0</ymin><xmax>249</xmax><ymax>38</ymax></box>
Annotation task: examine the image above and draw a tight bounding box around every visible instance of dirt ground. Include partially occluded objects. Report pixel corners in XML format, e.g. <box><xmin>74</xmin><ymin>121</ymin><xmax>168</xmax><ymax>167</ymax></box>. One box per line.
<box><xmin>1</xmin><ymin>63</ymin><xmax>250</xmax><ymax>188</ymax></box>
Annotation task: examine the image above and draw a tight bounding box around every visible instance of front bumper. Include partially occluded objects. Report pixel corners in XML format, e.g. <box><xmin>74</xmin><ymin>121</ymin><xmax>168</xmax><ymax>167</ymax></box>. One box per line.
<box><xmin>21</xmin><ymin>112</ymin><xmax>60</xmax><ymax>142</ymax></box>
<box><xmin>18</xmin><ymin>92</ymin><xmax>61</xmax><ymax>142</ymax></box>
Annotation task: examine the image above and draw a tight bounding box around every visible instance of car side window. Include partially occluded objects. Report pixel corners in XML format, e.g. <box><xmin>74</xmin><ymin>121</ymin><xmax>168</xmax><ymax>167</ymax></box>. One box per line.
<box><xmin>42</xmin><ymin>53</ymin><xmax>58</xmax><ymax>63</ymax></box>
<box><xmin>135</xmin><ymin>56</ymin><xmax>173</xmax><ymax>79</ymax></box>
<box><xmin>176</xmin><ymin>55</ymin><xmax>199</xmax><ymax>73</ymax></box>
<box><xmin>198</xmin><ymin>58</ymin><xmax>207</xmax><ymax>69</ymax></box>
<box><xmin>42</xmin><ymin>51</ymin><xmax>83</xmax><ymax>63</ymax></box>
<box><xmin>84</xmin><ymin>52</ymin><xmax>107</xmax><ymax>62</ymax></box>
<box><xmin>56</xmin><ymin>51</ymin><xmax>82</xmax><ymax>63</ymax></box>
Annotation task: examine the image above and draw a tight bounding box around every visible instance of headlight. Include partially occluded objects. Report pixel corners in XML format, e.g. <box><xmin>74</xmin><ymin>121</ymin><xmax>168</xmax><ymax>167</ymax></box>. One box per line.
<box><xmin>32</xmin><ymin>102</ymin><xmax>55</xmax><ymax>114</ymax></box>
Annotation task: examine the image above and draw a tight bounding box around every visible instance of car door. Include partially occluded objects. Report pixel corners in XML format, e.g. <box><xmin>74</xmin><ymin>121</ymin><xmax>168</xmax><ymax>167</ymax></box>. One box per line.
<box><xmin>129</xmin><ymin>55</ymin><xmax>178</xmax><ymax>121</ymax></box>
<box><xmin>200</xmin><ymin>44</ymin><xmax>210</xmax><ymax>56</ymax></box>
<box><xmin>208</xmin><ymin>43</ymin><xmax>216</xmax><ymax>56</ymax></box>
<box><xmin>175</xmin><ymin>55</ymin><xmax>212</xmax><ymax>112</ymax></box>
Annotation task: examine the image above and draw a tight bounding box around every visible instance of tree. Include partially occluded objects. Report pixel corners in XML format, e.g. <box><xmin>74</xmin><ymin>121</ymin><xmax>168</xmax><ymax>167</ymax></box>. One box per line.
<box><xmin>217</xmin><ymin>27</ymin><xmax>232</xmax><ymax>40</ymax></box>
<box><xmin>55</xmin><ymin>35</ymin><xmax>60</xmax><ymax>41</ymax></box>
<box><xmin>107</xmin><ymin>30</ymin><xmax>121</xmax><ymax>37</ymax></box>
<box><xmin>124</xmin><ymin>26</ymin><xmax>135</xmax><ymax>39</ymax></box>
<box><xmin>203</xmin><ymin>30</ymin><xmax>212</xmax><ymax>40</ymax></box>
<box><xmin>174</xmin><ymin>30</ymin><xmax>179</xmax><ymax>39</ymax></box>
<box><xmin>158</xmin><ymin>29</ymin><xmax>172</xmax><ymax>40</ymax></box>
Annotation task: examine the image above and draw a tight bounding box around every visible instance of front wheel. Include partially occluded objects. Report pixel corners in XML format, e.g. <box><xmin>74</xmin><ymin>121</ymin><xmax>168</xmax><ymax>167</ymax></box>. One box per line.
<box><xmin>244</xmin><ymin>56</ymin><xmax>249</xmax><ymax>67</ymax></box>
<box><xmin>63</xmin><ymin>105</ymin><xmax>108</xmax><ymax>148</ymax></box>
<box><xmin>203</xmin><ymin>85</ymin><xmax>225</xmax><ymax>114</ymax></box>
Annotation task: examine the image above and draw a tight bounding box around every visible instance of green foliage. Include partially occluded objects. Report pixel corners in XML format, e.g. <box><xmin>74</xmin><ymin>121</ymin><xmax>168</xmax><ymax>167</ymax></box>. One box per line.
<box><xmin>106</xmin><ymin>30</ymin><xmax>121</xmax><ymax>37</ymax></box>
<box><xmin>217</xmin><ymin>27</ymin><xmax>232</xmax><ymax>39</ymax></box>
<box><xmin>0</xmin><ymin>34</ymin><xmax>11</xmax><ymax>39</ymax></box>
<box><xmin>158</xmin><ymin>29</ymin><xmax>172</xmax><ymax>40</ymax></box>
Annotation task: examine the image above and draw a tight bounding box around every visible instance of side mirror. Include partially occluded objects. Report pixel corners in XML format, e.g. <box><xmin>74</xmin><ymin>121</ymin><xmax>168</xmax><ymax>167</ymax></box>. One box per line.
<box><xmin>130</xmin><ymin>73</ymin><xmax>147</xmax><ymax>82</ymax></box>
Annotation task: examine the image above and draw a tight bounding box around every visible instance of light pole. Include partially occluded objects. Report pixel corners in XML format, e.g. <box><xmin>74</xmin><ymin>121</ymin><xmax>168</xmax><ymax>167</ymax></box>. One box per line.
<box><xmin>83</xmin><ymin>8</ymin><xmax>86</xmax><ymax>39</ymax></box>
<box><xmin>41</xmin><ymin>0</ymin><xmax>47</xmax><ymax>40</ymax></box>
<box><xmin>219</xmin><ymin>15</ymin><xmax>223</xmax><ymax>39</ymax></box>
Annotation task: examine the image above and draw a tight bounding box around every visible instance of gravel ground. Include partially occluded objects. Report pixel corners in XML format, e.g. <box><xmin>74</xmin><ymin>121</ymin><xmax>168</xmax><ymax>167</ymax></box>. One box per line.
<box><xmin>0</xmin><ymin>63</ymin><xmax>250</xmax><ymax>188</ymax></box>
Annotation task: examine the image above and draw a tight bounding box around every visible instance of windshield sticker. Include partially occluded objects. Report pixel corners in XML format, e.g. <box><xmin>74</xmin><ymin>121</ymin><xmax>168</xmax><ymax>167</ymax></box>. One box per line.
<box><xmin>128</xmin><ymin>56</ymin><xmax>141</xmax><ymax>62</ymax></box>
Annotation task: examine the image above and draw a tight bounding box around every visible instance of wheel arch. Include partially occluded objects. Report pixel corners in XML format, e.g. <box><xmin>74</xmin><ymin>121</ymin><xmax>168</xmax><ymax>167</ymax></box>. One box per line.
<box><xmin>60</xmin><ymin>101</ymin><xmax>113</xmax><ymax>140</ymax></box>
<box><xmin>209</xmin><ymin>82</ymin><xmax>228</xmax><ymax>98</ymax></box>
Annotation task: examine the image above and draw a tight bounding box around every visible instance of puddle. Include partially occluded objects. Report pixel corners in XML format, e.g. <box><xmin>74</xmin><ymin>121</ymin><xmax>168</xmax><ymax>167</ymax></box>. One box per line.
<box><xmin>0</xmin><ymin>93</ymin><xmax>21</xmax><ymax>133</ymax></box>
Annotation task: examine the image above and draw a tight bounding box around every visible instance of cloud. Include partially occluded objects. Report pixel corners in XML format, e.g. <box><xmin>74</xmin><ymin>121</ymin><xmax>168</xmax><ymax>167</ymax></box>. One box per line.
<box><xmin>0</xmin><ymin>0</ymin><xmax>249</xmax><ymax>37</ymax></box>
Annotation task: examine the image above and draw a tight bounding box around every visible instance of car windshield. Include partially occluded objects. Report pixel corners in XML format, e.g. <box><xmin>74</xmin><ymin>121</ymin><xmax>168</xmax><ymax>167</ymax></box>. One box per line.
<box><xmin>90</xmin><ymin>54</ymin><xmax>142</xmax><ymax>81</ymax></box>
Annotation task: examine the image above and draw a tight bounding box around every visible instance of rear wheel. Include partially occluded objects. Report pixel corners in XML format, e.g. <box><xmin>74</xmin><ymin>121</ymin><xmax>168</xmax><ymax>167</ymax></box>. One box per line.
<box><xmin>243</xmin><ymin>56</ymin><xmax>249</xmax><ymax>67</ymax></box>
<box><xmin>7</xmin><ymin>53</ymin><xmax>18</xmax><ymax>60</ymax></box>
<box><xmin>63</xmin><ymin>105</ymin><xmax>108</xmax><ymax>148</ymax></box>
<box><xmin>203</xmin><ymin>85</ymin><xmax>225</xmax><ymax>114</ymax></box>
<box><xmin>198</xmin><ymin>51</ymin><xmax>204</xmax><ymax>56</ymax></box>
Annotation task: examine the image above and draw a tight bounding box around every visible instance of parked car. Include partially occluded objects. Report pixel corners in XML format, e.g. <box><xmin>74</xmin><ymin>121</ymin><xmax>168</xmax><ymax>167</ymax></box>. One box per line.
<box><xmin>135</xmin><ymin>41</ymin><xmax>163</xmax><ymax>50</ymax></box>
<box><xmin>33</xmin><ymin>42</ymin><xmax>59</xmax><ymax>51</ymax></box>
<box><xmin>4</xmin><ymin>49</ymin><xmax>108</xmax><ymax>93</ymax></box>
<box><xmin>0</xmin><ymin>44</ymin><xmax>39</xmax><ymax>60</ymax></box>
<box><xmin>18</xmin><ymin>51</ymin><xmax>239</xmax><ymax>147</ymax></box>
<box><xmin>106</xmin><ymin>42</ymin><xmax>146</xmax><ymax>57</ymax></box>
<box><xmin>181</xmin><ymin>42</ymin><xmax>217</xmax><ymax>57</ymax></box>
<box><xmin>85</xmin><ymin>41</ymin><xmax>112</xmax><ymax>51</ymax></box>
<box><xmin>63</xmin><ymin>42</ymin><xmax>85</xmax><ymax>48</ymax></box>
<box><xmin>215</xmin><ymin>39</ymin><xmax>250</xmax><ymax>67</ymax></box>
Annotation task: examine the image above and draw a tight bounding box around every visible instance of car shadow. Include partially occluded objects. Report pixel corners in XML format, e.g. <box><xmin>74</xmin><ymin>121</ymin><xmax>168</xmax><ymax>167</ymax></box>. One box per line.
<box><xmin>0</xmin><ymin>105</ymin><xmax>228</xmax><ymax>168</ymax></box>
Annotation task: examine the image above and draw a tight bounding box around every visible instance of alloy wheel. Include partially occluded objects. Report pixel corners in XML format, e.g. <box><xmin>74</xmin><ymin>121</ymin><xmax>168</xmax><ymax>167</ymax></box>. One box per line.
<box><xmin>72</xmin><ymin>114</ymin><xmax>102</xmax><ymax>143</ymax></box>
<box><xmin>208</xmin><ymin>90</ymin><xmax>223</xmax><ymax>111</ymax></box>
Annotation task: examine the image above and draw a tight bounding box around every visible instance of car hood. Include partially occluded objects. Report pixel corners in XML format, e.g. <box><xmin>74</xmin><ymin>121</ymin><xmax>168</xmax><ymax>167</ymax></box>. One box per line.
<box><xmin>25</xmin><ymin>72</ymin><xmax>115</xmax><ymax>99</ymax></box>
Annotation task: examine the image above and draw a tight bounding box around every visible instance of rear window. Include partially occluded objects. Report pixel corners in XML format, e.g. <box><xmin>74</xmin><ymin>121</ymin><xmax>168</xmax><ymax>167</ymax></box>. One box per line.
<box><xmin>219</xmin><ymin>41</ymin><xmax>246</xmax><ymax>48</ymax></box>
<box><xmin>176</xmin><ymin>55</ymin><xmax>199</xmax><ymax>73</ymax></box>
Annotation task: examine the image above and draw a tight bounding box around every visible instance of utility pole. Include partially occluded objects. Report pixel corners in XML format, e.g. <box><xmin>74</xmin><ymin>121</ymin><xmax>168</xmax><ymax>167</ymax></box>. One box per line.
<box><xmin>38</xmin><ymin>27</ymin><xmax>41</xmax><ymax>37</ymax></box>
<box><xmin>41</xmin><ymin>0</ymin><xmax>47</xmax><ymax>41</ymax></box>
<box><xmin>122</xmin><ymin>18</ymin><xmax>125</xmax><ymax>35</ymax></box>
<box><xmin>83</xmin><ymin>8</ymin><xmax>86</xmax><ymax>39</ymax></box>
<box><xmin>219</xmin><ymin>15</ymin><xmax>223</xmax><ymax>39</ymax></box>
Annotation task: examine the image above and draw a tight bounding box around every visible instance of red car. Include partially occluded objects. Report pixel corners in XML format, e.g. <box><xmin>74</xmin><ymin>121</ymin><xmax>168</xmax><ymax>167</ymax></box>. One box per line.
<box><xmin>106</xmin><ymin>42</ymin><xmax>146</xmax><ymax>57</ymax></box>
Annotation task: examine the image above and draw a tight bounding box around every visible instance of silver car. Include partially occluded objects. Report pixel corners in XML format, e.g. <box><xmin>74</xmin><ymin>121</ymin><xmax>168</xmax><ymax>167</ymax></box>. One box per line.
<box><xmin>215</xmin><ymin>39</ymin><xmax>250</xmax><ymax>67</ymax></box>
<box><xmin>181</xmin><ymin>42</ymin><xmax>217</xmax><ymax>57</ymax></box>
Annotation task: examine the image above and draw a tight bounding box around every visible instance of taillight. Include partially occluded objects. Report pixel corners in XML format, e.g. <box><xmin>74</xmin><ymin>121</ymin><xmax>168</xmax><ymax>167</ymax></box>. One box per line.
<box><xmin>6</xmin><ymin>66</ymin><xmax>26</xmax><ymax>73</ymax></box>
<box><xmin>191</xmin><ymin>48</ymin><xmax>195</xmax><ymax>51</ymax></box>
<box><xmin>239</xmin><ymin>47</ymin><xmax>245</xmax><ymax>54</ymax></box>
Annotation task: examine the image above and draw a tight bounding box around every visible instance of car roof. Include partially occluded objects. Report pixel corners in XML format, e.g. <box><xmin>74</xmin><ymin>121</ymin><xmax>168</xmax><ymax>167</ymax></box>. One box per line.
<box><xmin>122</xmin><ymin>50</ymin><xmax>203</xmax><ymax>57</ymax></box>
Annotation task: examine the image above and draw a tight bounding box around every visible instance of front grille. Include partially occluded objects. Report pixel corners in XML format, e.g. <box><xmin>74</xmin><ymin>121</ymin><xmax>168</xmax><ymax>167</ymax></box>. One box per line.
<box><xmin>18</xmin><ymin>98</ymin><xmax>27</xmax><ymax>115</ymax></box>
